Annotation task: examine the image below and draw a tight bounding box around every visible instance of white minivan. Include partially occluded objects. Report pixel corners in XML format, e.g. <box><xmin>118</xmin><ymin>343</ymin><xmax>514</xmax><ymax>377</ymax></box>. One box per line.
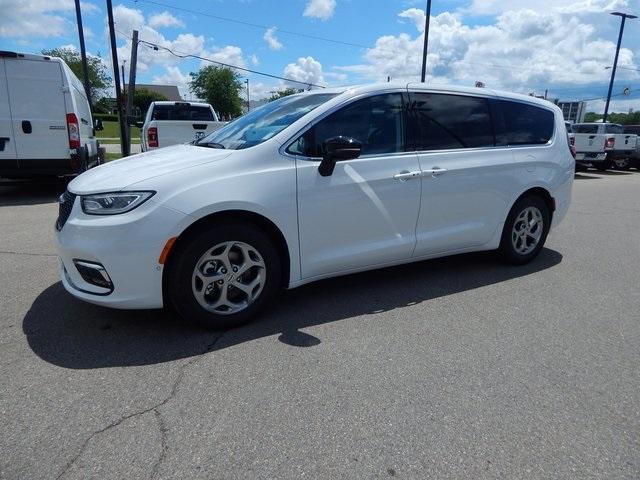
<box><xmin>56</xmin><ymin>84</ymin><xmax>574</xmax><ymax>329</ymax></box>
<box><xmin>0</xmin><ymin>51</ymin><xmax>101</xmax><ymax>178</ymax></box>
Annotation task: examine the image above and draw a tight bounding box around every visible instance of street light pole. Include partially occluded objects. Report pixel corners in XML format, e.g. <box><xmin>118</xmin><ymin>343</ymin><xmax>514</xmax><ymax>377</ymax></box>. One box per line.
<box><xmin>106</xmin><ymin>0</ymin><xmax>128</xmax><ymax>157</ymax></box>
<box><xmin>603</xmin><ymin>12</ymin><xmax>637</xmax><ymax>123</ymax></box>
<box><xmin>420</xmin><ymin>0</ymin><xmax>432</xmax><ymax>83</ymax></box>
<box><xmin>73</xmin><ymin>0</ymin><xmax>92</xmax><ymax>109</ymax></box>
<box><xmin>245</xmin><ymin>79</ymin><xmax>250</xmax><ymax>112</ymax></box>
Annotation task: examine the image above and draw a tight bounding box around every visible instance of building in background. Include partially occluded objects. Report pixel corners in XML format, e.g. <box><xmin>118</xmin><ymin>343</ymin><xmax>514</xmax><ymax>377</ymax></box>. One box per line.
<box><xmin>557</xmin><ymin>101</ymin><xmax>586</xmax><ymax>123</ymax></box>
<box><xmin>134</xmin><ymin>84</ymin><xmax>182</xmax><ymax>101</ymax></box>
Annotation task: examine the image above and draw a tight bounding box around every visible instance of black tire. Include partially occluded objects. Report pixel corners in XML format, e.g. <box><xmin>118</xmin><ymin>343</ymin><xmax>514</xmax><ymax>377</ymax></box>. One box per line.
<box><xmin>167</xmin><ymin>222</ymin><xmax>282</xmax><ymax>329</ymax></box>
<box><xmin>498</xmin><ymin>195</ymin><xmax>551</xmax><ymax>265</ymax></box>
<box><xmin>595</xmin><ymin>160</ymin><xmax>610</xmax><ymax>172</ymax></box>
<box><xmin>611</xmin><ymin>158</ymin><xmax>631</xmax><ymax>171</ymax></box>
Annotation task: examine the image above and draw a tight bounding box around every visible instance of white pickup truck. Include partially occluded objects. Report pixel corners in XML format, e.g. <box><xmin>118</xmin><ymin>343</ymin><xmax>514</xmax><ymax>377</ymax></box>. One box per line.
<box><xmin>139</xmin><ymin>101</ymin><xmax>226</xmax><ymax>151</ymax></box>
<box><xmin>571</xmin><ymin>122</ymin><xmax>638</xmax><ymax>171</ymax></box>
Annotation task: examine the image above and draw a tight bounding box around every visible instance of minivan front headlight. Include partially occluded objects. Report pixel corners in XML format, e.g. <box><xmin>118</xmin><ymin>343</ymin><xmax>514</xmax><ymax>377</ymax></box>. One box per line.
<box><xmin>81</xmin><ymin>191</ymin><xmax>155</xmax><ymax>215</ymax></box>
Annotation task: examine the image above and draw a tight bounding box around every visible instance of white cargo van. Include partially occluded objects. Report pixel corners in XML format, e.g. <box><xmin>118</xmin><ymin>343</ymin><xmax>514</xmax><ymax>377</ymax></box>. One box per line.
<box><xmin>0</xmin><ymin>51</ymin><xmax>102</xmax><ymax>178</ymax></box>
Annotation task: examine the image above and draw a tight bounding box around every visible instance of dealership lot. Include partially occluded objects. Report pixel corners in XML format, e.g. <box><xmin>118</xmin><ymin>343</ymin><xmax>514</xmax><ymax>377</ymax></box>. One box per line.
<box><xmin>1</xmin><ymin>172</ymin><xmax>639</xmax><ymax>479</ymax></box>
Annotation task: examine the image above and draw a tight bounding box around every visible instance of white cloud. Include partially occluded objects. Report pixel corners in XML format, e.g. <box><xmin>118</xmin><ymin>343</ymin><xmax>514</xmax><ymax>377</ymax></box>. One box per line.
<box><xmin>337</xmin><ymin>6</ymin><xmax>639</xmax><ymax>101</ymax></box>
<box><xmin>250</xmin><ymin>54</ymin><xmax>260</xmax><ymax>66</ymax></box>
<box><xmin>0</xmin><ymin>0</ymin><xmax>77</xmax><ymax>38</ymax></box>
<box><xmin>398</xmin><ymin>8</ymin><xmax>426</xmax><ymax>32</ymax></box>
<box><xmin>263</xmin><ymin>27</ymin><xmax>283</xmax><ymax>51</ymax></box>
<box><xmin>152</xmin><ymin>66</ymin><xmax>192</xmax><ymax>99</ymax></box>
<box><xmin>303</xmin><ymin>0</ymin><xmax>336</xmax><ymax>20</ymax></box>
<box><xmin>464</xmin><ymin>0</ymin><xmax>628</xmax><ymax>16</ymax></box>
<box><xmin>113</xmin><ymin>5</ymin><xmax>247</xmax><ymax>74</ymax></box>
<box><xmin>148</xmin><ymin>11</ymin><xmax>185</xmax><ymax>29</ymax></box>
<box><xmin>283</xmin><ymin>56</ymin><xmax>325</xmax><ymax>87</ymax></box>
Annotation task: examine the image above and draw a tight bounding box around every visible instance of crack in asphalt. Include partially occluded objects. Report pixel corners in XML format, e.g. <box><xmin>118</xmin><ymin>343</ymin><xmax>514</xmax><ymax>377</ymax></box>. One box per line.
<box><xmin>55</xmin><ymin>334</ymin><xmax>224</xmax><ymax>480</ymax></box>
<box><xmin>0</xmin><ymin>250</ymin><xmax>58</xmax><ymax>258</ymax></box>
<box><xmin>150</xmin><ymin>410</ymin><xmax>169</xmax><ymax>480</ymax></box>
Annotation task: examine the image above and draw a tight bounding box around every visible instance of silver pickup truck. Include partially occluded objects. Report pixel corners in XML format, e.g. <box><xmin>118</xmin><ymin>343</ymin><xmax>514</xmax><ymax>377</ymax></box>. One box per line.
<box><xmin>622</xmin><ymin>125</ymin><xmax>640</xmax><ymax>170</ymax></box>
<box><xmin>571</xmin><ymin>122</ymin><xmax>637</xmax><ymax>171</ymax></box>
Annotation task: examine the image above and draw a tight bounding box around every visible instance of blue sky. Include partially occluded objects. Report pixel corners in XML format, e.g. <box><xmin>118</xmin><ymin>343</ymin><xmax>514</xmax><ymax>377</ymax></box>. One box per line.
<box><xmin>1</xmin><ymin>0</ymin><xmax>639</xmax><ymax>112</ymax></box>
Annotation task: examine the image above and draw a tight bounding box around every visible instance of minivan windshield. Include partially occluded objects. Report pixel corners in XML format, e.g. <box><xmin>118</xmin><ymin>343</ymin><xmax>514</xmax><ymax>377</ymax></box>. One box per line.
<box><xmin>195</xmin><ymin>93</ymin><xmax>338</xmax><ymax>150</ymax></box>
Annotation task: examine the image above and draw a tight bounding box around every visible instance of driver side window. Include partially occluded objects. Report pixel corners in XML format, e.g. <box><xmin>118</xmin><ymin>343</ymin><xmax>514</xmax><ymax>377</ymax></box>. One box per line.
<box><xmin>288</xmin><ymin>93</ymin><xmax>405</xmax><ymax>158</ymax></box>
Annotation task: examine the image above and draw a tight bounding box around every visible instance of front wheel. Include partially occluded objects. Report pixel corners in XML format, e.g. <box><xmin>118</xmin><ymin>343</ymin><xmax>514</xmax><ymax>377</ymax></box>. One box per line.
<box><xmin>498</xmin><ymin>196</ymin><xmax>551</xmax><ymax>265</ymax></box>
<box><xmin>167</xmin><ymin>222</ymin><xmax>281</xmax><ymax>329</ymax></box>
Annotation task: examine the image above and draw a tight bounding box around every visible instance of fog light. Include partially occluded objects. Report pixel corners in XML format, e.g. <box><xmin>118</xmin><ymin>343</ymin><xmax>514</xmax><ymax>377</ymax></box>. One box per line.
<box><xmin>73</xmin><ymin>260</ymin><xmax>113</xmax><ymax>290</ymax></box>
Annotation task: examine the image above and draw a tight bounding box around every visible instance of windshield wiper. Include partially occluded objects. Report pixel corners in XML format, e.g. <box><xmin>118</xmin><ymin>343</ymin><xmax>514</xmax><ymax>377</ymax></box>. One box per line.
<box><xmin>196</xmin><ymin>142</ymin><xmax>226</xmax><ymax>149</ymax></box>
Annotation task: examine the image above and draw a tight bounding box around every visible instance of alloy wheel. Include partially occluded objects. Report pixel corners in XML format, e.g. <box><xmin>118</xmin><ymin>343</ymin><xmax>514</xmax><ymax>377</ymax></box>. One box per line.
<box><xmin>191</xmin><ymin>241</ymin><xmax>266</xmax><ymax>315</ymax></box>
<box><xmin>511</xmin><ymin>206</ymin><xmax>544</xmax><ymax>255</ymax></box>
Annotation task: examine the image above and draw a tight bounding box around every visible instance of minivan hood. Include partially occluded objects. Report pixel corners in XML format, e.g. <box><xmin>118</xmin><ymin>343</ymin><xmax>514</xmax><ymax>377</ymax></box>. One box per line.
<box><xmin>68</xmin><ymin>144</ymin><xmax>233</xmax><ymax>194</ymax></box>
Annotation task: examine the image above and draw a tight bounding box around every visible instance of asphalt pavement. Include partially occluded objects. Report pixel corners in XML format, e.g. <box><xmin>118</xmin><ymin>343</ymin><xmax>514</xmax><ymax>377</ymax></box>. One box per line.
<box><xmin>1</xmin><ymin>170</ymin><xmax>639</xmax><ymax>479</ymax></box>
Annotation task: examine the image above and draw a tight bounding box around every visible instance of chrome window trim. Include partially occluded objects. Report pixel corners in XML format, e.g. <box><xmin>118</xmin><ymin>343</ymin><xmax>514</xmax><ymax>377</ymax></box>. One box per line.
<box><xmin>278</xmin><ymin>88</ymin><xmax>557</xmax><ymax>161</ymax></box>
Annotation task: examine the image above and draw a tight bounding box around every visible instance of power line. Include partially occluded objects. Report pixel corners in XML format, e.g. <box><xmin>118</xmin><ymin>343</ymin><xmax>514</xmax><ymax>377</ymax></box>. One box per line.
<box><xmin>114</xmin><ymin>27</ymin><xmax>325</xmax><ymax>88</ymax></box>
<box><xmin>129</xmin><ymin>0</ymin><xmax>640</xmax><ymax>81</ymax></box>
<box><xmin>129</xmin><ymin>0</ymin><xmax>371</xmax><ymax>50</ymax></box>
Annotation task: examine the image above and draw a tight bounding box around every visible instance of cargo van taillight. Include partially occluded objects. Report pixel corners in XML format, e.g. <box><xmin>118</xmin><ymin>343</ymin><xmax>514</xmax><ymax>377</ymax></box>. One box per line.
<box><xmin>66</xmin><ymin>113</ymin><xmax>81</xmax><ymax>150</ymax></box>
<box><xmin>605</xmin><ymin>137</ymin><xmax>615</xmax><ymax>149</ymax></box>
<box><xmin>148</xmin><ymin>127</ymin><xmax>158</xmax><ymax>148</ymax></box>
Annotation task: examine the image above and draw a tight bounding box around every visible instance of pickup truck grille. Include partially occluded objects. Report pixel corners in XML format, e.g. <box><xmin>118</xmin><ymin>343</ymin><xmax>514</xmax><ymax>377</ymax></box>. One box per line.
<box><xmin>56</xmin><ymin>190</ymin><xmax>76</xmax><ymax>231</ymax></box>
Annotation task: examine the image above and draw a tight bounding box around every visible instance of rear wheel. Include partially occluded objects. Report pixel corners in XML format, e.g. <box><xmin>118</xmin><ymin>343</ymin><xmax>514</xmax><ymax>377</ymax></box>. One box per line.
<box><xmin>168</xmin><ymin>222</ymin><xmax>281</xmax><ymax>329</ymax></box>
<box><xmin>612</xmin><ymin>157</ymin><xmax>631</xmax><ymax>170</ymax></box>
<box><xmin>498</xmin><ymin>195</ymin><xmax>551</xmax><ymax>265</ymax></box>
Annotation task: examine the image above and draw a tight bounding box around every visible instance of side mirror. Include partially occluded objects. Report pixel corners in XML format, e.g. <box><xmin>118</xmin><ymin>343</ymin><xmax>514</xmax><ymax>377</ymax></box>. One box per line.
<box><xmin>93</xmin><ymin>118</ymin><xmax>104</xmax><ymax>131</ymax></box>
<box><xmin>318</xmin><ymin>136</ymin><xmax>362</xmax><ymax>177</ymax></box>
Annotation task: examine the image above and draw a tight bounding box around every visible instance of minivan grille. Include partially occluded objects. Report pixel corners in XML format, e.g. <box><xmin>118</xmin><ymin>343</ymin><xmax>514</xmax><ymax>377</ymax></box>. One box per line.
<box><xmin>56</xmin><ymin>190</ymin><xmax>76</xmax><ymax>231</ymax></box>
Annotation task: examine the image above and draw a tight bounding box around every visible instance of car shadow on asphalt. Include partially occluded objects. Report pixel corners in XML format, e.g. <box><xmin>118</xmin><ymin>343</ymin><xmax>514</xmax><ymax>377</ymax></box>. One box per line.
<box><xmin>0</xmin><ymin>178</ymin><xmax>68</xmax><ymax>206</ymax></box>
<box><xmin>23</xmin><ymin>248</ymin><xmax>563</xmax><ymax>369</ymax></box>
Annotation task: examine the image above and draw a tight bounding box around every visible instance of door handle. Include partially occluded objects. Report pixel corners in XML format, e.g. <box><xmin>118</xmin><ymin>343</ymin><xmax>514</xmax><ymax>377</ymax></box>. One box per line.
<box><xmin>393</xmin><ymin>171</ymin><xmax>421</xmax><ymax>181</ymax></box>
<box><xmin>422</xmin><ymin>167</ymin><xmax>448</xmax><ymax>177</ymax></box>
<box><xmin>22</xmin><ymin>121</ymin><xmax>32</xmax><ymax>134</ymax></box>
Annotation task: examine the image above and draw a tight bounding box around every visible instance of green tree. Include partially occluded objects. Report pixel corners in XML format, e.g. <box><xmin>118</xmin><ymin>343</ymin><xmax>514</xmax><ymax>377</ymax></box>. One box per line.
<box><xmin>132</xmin><ymin>88</ymin><xmax>168</xmax><ymax>115</ymax></box>
<box><xmin>583</xmin><ymin>111</ymin><xmax>640</xmax><ymax>125</ymax></box>
<box><xmin>42</xmin><ymin>47</ymin><xmax>112</xmax><ymax>102</ymax></box>
<box><xmin>268</xmin><ymin>88</ymin><xmax>303</xmax><ymax>102</ymax></box>
<box><xmin>190</xmin><ymin>66</ymin><xmax>243</xmax><ymax>118</ymax></box>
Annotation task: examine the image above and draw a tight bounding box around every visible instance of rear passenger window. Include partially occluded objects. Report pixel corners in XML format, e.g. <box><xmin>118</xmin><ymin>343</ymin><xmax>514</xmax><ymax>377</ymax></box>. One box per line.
<box><xmin>495</xmin><ymin>101</ymin><xmax>554</xmax><ymax>145</ymax></box>
<box><xmin>574</xmin><ymin>124</ymin><xmax>598</xmax><ymax>134</ymax></box>
<box><xmin>408</xmin><ymin>93</ymin><xmax>494</xmax><ymax>151</ymax></box>
<box><xmin>605</xmin><ymin>124</ymin><xmax>623</xmax><ymax>134</ymax></box>
<box><xmin>151</xmin><ymin>104</ymin><xmax>215</xmax><ymax>121</ymax></box>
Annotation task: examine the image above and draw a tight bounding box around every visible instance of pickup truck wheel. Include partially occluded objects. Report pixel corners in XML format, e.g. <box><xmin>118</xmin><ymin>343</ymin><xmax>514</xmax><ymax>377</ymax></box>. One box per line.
<box><xmin>612</xmin><ymin>158</ymin><xmax>631</xmax><ymax>170</ymax></box>
<box><xmin>498</xmin><ymin>196</ymin><xmax>550</xmax><ymax>265</ymax></box>
<box><xmin>168</xmin><ymin>222</ymin><xmax>281</xmax><ymax>329</ymax></box>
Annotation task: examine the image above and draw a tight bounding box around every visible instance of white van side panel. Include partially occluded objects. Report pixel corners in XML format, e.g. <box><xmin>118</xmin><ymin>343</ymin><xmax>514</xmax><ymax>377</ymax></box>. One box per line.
<box><xmin>0</xmin><ymin>59</ymin><xmax>18</xmax><ymax>166</ymax></box>
<box><xmin>5</xmin><ymin>57</ymin><xmax>69</xmax><ymax>162</ymax></box>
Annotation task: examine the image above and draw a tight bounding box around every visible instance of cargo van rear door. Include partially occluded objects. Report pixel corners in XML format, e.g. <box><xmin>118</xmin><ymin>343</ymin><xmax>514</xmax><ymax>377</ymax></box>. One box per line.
<box><xmin>5</xmin><ymin>56</ymin><xmax>69</xmax><ymax>167</ymax></box>
<box><xmin>0</xmin><ymin>58</ymin><xmax>18</xmax><ymax>169</ymax></box>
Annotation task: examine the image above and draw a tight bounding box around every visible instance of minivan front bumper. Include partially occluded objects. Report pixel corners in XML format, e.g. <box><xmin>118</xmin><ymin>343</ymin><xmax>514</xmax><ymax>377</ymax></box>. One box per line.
<box><xmin>55</xmin><ymin>194</ymin><xmax>187</xmax><ymax>309</ymax></box>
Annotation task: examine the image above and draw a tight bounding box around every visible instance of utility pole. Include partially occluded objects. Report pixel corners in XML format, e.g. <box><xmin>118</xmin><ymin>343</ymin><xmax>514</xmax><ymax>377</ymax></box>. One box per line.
<box><xmin>420</xmin><ymin>0</ymin><xmax>432</xmax><ymax>83</ymax></box>
<box><xmin>603</xmin><ymin>12</ymin><xmax>637</xmax><ymax>123</ymax></box>
<box><xmin>74</xmin><ymin>0</ymin><xmax>92</xmax><ymax>109</ymax></box>
<box><xmin>106</xmin><ymin>0</ymin><xmax>127</xmax><ymax>156</ymax></box>
<box><xmin>125</xmin><ymin>30</ymin><xmax>139</xmax><ymax>155</ymax></box>
<box><xmin>245</xmin><ymin>79</ymin><xmax>250</xmax><ymax>112</ymax></box>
